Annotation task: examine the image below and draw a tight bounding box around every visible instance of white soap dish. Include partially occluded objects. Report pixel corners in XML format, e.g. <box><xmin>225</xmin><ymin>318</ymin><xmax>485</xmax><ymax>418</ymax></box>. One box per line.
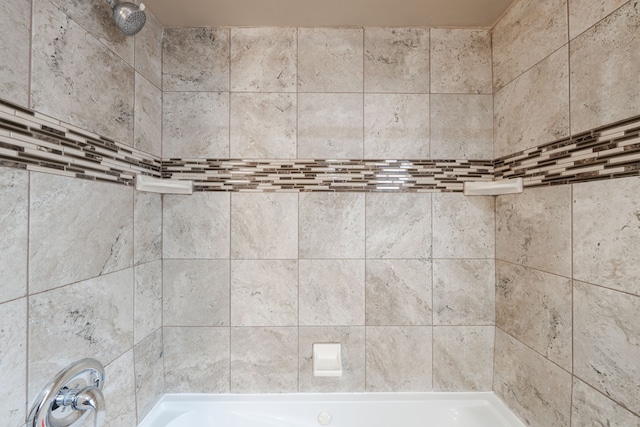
<box><xmin>313</xmin><ymin>343</ymin><xmax>343</xmax><ymax>377</ymax></box>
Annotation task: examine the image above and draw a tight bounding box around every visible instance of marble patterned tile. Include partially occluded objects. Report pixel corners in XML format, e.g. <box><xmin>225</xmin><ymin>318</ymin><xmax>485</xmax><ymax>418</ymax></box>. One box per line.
<box><xmin>492</xmin><ymin>0</ymin><xmax>568</xmax><ymax>91</ymax></box>
<box><xmin>32</xmin><ymin>0</ymin><xmax>135</xmax><ymax>145</ymax></box>
<box><xmin>433</xmin><ymin>259</ymin><xmax>495</xmax><ymax>326</ymax></box>
<box><xmin>134</xmin><ymin>73</ymin><xmax>162</xmax><ymax>157</ymax></box>
<box><xmin>496</xmin><ymin>261</ymin><xmax>572</xmax><ymax>370</ymax></box>
<box><xmin>494</xmin><ymin>329</ymin><xmax>572</xmax><ymax>427</ymax></box>
<box><xmin>230</xmin><ymin>93</ymin><xmax>296</xmax><ymax>158</ymax></box>
<box><xmin>231</xmin><ymin>260</ymin><xmax>298</xmax><ymax>326</ymax></box>
<box><xmin>570</xmin><ymin>2</ymin><xmax>640</xmax><ymax>134</ymax></box>
<box><xmin>298</xmin><ymin>28</ymin><xmax>363</xmax><ymax>92</ymax></box>
<box><xmin>297</xmin><ymin>93</ymin><xmax>364</xmax><ymax>159</ymax></box>
<box><xmin>573</xmin><ymin>176</ymin><xmax>640</xmax><ymax>296</ymax></box>
<box><xmin>365</xmin><ymin>260</ymin><xmax>432</xmax><ymax>326</ymax></box>
<box><xmin>103</xmin><ymin>350</ymin><xmax>136</xmax><ymax>427</ymax></box>
<box><xmin>0</xmin><ymin>168</ymin><xmax>28</xmax><ymax>304</ymax></box>
<box><xmin>433</xmin><ymin>326</ymin><xmax>494</xmax><ymax>391</ymax></box>
<box><xmin>163</xmin><ymin>259</ymin><xmax>230</xmax><ymax>327</ymax></box>
<box><xmin>162</xmin><ymin>192</ymin><xmax>230</xmax><ymax>259</ymax></box>
<box><xmin>574</xmin><ymin>281</ymin><xmax>640</xmax><ymax>415</ymax></box>
<box><xmin>363</xmin><ymin>94</ymin><xmax>430</xmax><ymax>158</ymax></box>
<box><xmin>572</xmin><ymin>377</ymin><xmax>640</xmax><ymax>427</ymax></box>
<box><xmin>430</xmin><ymin>94</ymin><xmax>493</xmax><ymax>159</ymax></box>
<box><xmin>164</xmin><ymin>327</ymin><xmax>230</xmax><ymax>393</ymax></box>
<box><xmin>134</xmin><ymin>191</ymin><xmax>162</xmax><ymax>265</ymax></box>
<box><xmin>162</xmin><ymin>91</ymin><xmax>229</xmax><ymax>159</ymax></box>
<box><xmin>569</xmin><ymin>0</ymin><xmax>629</xmax><ymax>40</ymax></box>
<box><xmin>299</xmin><ymin>260</ymin><xmax>365</xmax><ymax>326</ymax></box>
<box><xmin>299</xmin><ymin>326</ymin><xmax>366</xmax><ymax>392</ymax></box>
<box><xmin>364</xmin><ymin>27</ymin><xmax>429</xmax><ymax>93</ymax></box>
<box><xmin>230</xmin><ymin>327</ymin><xmax>298</xmax><ymax>393</ymax></box>
<box><xmin>134</xmin><ymin>329</ymin><xmax>164</xmax><ymax>421</ymax></box>
<box><xmin>29</xmin><ymin>172</ymin><xmax>133</xmax><ymax>293</ymax></box>
<box><xmin>299</xmin><ymin>193</ymin><xmax>365</xmax><ymax>259</ymax></box>
<box><xmin>496</xmin><ymin>185</ymin><xmax>572</xmax><ymax>277</ymax></box>
<box><xmin>430</xmin><ymin>29</ymin><xmax>492</xmax><ymax>95</ymax></box>
<box><xmin>0</xmin><ymin>298</ymin><xmax>27</xmax><ymax>427</ymax></box>
<box><xmin>432</xmin><ymin>193</ymin><xmax>494</xmax><ymax>258</ymax></box>
<box><xmin>0</xmin><ymin>0</ymin><xmax>30</xmax><ymax>106</ymax></box>
<box><xmin>28</xmin><ymin>269</ymin><xmax>134</xmax><ymax>407</ymax></box>
<box><xmin>134</xmin><ymin>260</ymin><xmax>162</xmax><ymax>344</ymax></box>
<box><xmin>230</xmin><ymin>27</ymin><xmax>297</xmax><ymax>92</ymax></box>
<box><xmin>134</xmin><ymin>10</ymin><xmax>163</xmax><ymax>89</ymax></box>
<box><xmin>365</xmin><ymin>326</ymin><xmax>432</xmax><ymax>392</ymax></box>
<box><xmin>163</xmin><ymin>27</ymin><xmax>229</xmax><ymax>92</ymax></box>
<box><xmin>365</xmin><ymin>193</ymin><xmax>431</xmax><ymax>259</ymax></box>
<box><xmin>494</xmin><ymin>46</ymin><xmax>570</xmax><ymax>158</ymax></box>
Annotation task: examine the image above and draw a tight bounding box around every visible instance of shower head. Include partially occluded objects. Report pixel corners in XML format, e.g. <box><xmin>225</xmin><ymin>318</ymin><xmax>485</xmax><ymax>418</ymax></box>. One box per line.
<box><xmin>107</xmin><ymin>1</ymin><xmax>146</xmax><ymax>36</ymax></box>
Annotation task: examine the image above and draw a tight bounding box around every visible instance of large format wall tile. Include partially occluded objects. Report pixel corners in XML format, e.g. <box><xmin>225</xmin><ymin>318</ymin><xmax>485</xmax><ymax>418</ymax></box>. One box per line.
<box><xmin>572</xmin><ymin>377</ymin><xmax>640</xmax><ymax>426</ymax></box>
<box><xmin>0</xmin><ymin>0</ymin><xmax>30</xmax><ymax>106</ymax></box>
<box><xmin>570</xmin><ymin>2</ymin><xmax>640</xmax><ymax>134</ymax></box>
<box><xmin>134</xmin><ymin>260</ymin><xmax>162</xmax><ymax>344</ymax></box>
<box><xmin>134</xmin><ymin>329</ymin><xmax>164</xmax><ymax>421</ymax></box>
<box><xmin>103</xmin><ymin>350</ymin><xmax>137</xmax><ymax>427</ymax></box>
<box><xmin>134</xmin><ymin>10</ymin><xmax>163</xmax><ymax>89</ymax></box>
<box><xmin>29</xmin><ymin>172</ymin><xmax>133</xmax><ymax>293</ymax></box>
<box><xmin>569</xmin><ymin>0</ymin><xmax>629</xmax><ymax>39</ymax></box>
<box><xmin>134</xmin><ymin>191</ymin><xmax>162</xmax><ymax>265</ymax></box>
<box><xmin>134</xmin><ymin>73</ymin><xmax>162</xmax><ymax>157</ymax></box>
<box><xmin>0</xmin><ymin>299</ymin><xmax>27</xmax><ymax>427</ymax></box>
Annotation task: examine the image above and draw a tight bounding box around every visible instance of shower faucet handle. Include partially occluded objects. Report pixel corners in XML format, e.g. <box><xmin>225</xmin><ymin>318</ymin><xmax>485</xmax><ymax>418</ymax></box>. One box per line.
<box><xmin>55</xmin><ymin>386</ymin><xmax>106</xmax><ymax>427</ymax></box>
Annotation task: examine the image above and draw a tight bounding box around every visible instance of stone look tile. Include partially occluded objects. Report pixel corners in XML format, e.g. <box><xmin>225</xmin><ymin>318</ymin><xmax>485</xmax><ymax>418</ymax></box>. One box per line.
<box><xmin>0</xmin><ymin>168</ymin><xmax>27</xmax><ymax>304</ymax></box>
<box><xmin>494</xmin><ymin>46</ymin><xmax>570</xmax><ymax>158</ymax></box>
<box><xmin>299</xmin><ymin>327</ymin><xmax>365</xmax><ymax>392</ymax></box>
<box><xmin>430</xmin><ymin>29</ymin><xmax>492</xmax><ymax>94</ymax></box>
<box><xmin>299</xmin><ymin>260</ymin><xmax>365</xmax><ymax>326</ymax></box>
<box><xmin>0</xmin><ymin>299</ymin><xmax>27</xmax><ymax>427</ymax></box>
<box><xmin>433</xmin><ymin>326</ymin><xmax>494</xmax><ymax>391</ymax></box>
<box><xmin>430</xmin><ymin>94</ymin><xmax>493</xmax><ymax>159</ymax></box>
<box><xmin>163</xmin><ymin>91</ymin><xmax>229</xmax><ymax>158</ymax></box>
<box><xmin>32</xmin><ymin>0</ymin><xmax>135</xmax><ymax>145</ymax></box>
<box><xmin>230</xmin><ymin>27</ymin><xmax>297</xmax><ymax>92</ymax></box>
<box><xmin>163</xmin><ymin>259</ymin><xmax>230</xmax><ymax>327</ymax></box>
<box><xmin>433</xmin><ymin>259</ymin><xmax>495</xmax><ymax>326</ymax></box>
<box><xmin>364</xmin><ymin>27</ymin><xmax>429</xmax><ymax>93</ymax></box>
<box><xmin>164</xmin><ymin>327</ymin><xmax>230</xmax><ymax>393</ymax></box>
<box><xmin>366</xmin><ymin>326</ymin><xmax>432</xmax><ymax>392</ymax></box>
<box><xmin>364</xmin><ymin>94</ymin><xmax>430</xmax><ymax>158</ymax></box>
<box><xmin>0</xmin><ymin>0</ymin><xmax>30</xmax><ymax>106</ymax></box>
<box><xmin>134</xmin><ymin>329</ymin><xmax>164</xmax><ymax>421</ymax></box>
<box><xmin>134</xmin><ymin>260</ymin><xmax>162</xmax><ymax>344</ymax></box>
<box><xmin>299</xmin><ymin>193</ymin><xmax>365</xmax><ymax>259</ymax></box>
<box><xmin>365</xmin><ymin>193</ymin><xmax>431</xmax><ymax>259</ymax></box>
<box><xmin>134</xmin><ymin>191</ymin><xmax>162</xmax><ymax>265</ymax></box>
<box><xmin>494</xmin><ymin>330</ymin><xmax>572</xmax><ymax>427</ymax></box>
<box><xmin>231</xmin><ymin>193</ymin><xmax>298</xmax><ymax>259</ymax></box>
<box><xmin>29</xmin><ymin>173</ymin><xmax>133</xmax><ymax>293</ymax></box>
<box><xmin>496</xmin><ymin>262</ymin><xmax>572</xmax><ymax>370</ymax></box>
<box><xmin>574</xmin><ymin>176</ymin><xmax>640</xmax><ymax>295</ymax></box>
<box><xmin>163</xmin><ymin>192</ymin><xmax>230</xmax><ymax>259</ymax></box>
<box><xmin>231</xmin><ymin>327</ymin><xmax>298</xmax><ymax>393</ymax></box>
<box><xmin>574</xmin><ymin>281</ymin><xmax>640</xmax><ymax>415</ymax></box>
<box><xmin>134</xmin><ymin>73</ymin><xmax>162</xmax><ymax>156</ymax></box>
<box><xmin>496</xmin><ymin>185</ymin><xmax>572</xmax><ymax>277</ymax></box>
<box><xmin>298</xmin><ymin>28</ymin><xmax>363</xmax><ymax>92</ymax></box>
<box><xmin>231</xmin><ymin>260</ymin><xmax>298</xmax><ymax>326</ymax></box>
<box><xmin>366</xmin><ymin>260</ymin><xmax>432</xmax><ymax>326</ymax></box>
<box><xmin>135</xmin><ymin>10</ymin><xmax>163</xmax><ymax>88</ymax></box>
<box><xmin>492</xmin><ymin>0</ymin><xmax>568</xmax><ymax>91</ymax></box>
<box><xmin>569</xmin><ymin>0</ymin><xmax>629</xmax><ymax>40</ymax></box>
<box><xmin>230</xmin><ymin>93</ymin><xmax>296</xmax><ymax>158</ymax></box>
<box><xmin>572</xmin><ymin>378</ymin><xmax>640</xmax><ymax>427</ymax></box>
<box><xmin>433</xmin><ymin>193</ymin><xmax>494</xmax><ymax>258</ymax></box>
<box><xmin>298</xmin><ymin>93</ymin><xmax>364</xmax><ymax>159</ymax></box>
<box><xmin>570</xmin><ymin>2</ymin><xmax>640</xmax><ymax>134</ymax></box>
<box><xmin>103</xmin><ymin>351</ymin><xmax>136</xmax><ymax>427</ymax></box>
<box><xmin>163</xmin><ymin>27</ymin><xmax>229</xmax><ymax>92</ymax></box>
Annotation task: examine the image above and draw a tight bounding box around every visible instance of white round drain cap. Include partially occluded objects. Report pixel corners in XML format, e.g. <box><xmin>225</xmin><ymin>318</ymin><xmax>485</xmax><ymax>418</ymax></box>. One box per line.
<box><xmin>318</xmin><ymin>410</ymin><xmax>332</xmax><ymax>425</ymax></box>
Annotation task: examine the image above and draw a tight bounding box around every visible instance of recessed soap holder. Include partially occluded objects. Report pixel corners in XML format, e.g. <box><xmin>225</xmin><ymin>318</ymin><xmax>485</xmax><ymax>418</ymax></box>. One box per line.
<box><xmin>313</xmin><ymin>343</ymin><xmax>343</xmax><ymax>377</ymax></box>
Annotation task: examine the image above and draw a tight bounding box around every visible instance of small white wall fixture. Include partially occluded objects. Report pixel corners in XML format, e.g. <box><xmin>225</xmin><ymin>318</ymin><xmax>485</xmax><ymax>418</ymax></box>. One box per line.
<box><xmin>313</xmin><ymin>343</ymin><xmax>343</xmax><ymax>377</ymax></box>
<box><xmin>463</xmin><ymin>178</ymin><xmax>524</xmax><ymax>196</ymax></box>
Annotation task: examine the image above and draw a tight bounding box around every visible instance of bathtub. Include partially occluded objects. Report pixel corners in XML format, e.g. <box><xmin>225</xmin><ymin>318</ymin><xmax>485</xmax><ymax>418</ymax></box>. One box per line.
<box><xmin>138</xmin><ymin>393</ymin><xmax>525</xmax><ymax>427</ymax></box>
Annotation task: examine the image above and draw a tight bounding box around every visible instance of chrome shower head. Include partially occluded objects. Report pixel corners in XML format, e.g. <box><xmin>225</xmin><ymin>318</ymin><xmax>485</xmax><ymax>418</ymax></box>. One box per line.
<box><xmin>108</xmin><ymin>1</ymin><xmax>146</xmax><ymax>36</ymax></box>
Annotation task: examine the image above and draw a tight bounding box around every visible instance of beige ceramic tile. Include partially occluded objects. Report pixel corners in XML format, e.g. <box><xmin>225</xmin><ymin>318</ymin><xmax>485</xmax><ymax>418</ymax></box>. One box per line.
<box><xmin>0</xmin><ymin>168</ymin><xmax>27</xmax><ymax>304</ymax></box>
<box><xmin>364</xmin><ymin>27</ymin><xmax>429</xmax><ymax>93</ymax></box>
<box><xmin>494</xmin><ymin>46</ymin><xmax>570</xmax><ymax>158</ymax></box>
<box><xmin>570</xmin><ymin>2</ymin><xmax>640</xmax><ymax>134</ymax></box>
<box><xmin>134</xmin><ymin>191</ymin><xmax>162</xmax><ymax>265</ymax></box>
<box><xmin>364</xmin><ymin>94</ymin><xmax>430</xmax><ymax>158</ymax></box>
<box><xmin>430</xmin><ymin>29</ymin><xmax>492</xmax><ymax>94</ymax></box>
<box><xmin>299</xmin><ymin>260</ymin><xmax>365</xmax><ymax>326</ymax></box>
<box><xmin>492</xmin><ymin>0</ymin><xmax>568</xmax><ymax>91</ymax></box>
<box><xmin>134</xmin><ymin>261</ymin><xmax>162</xmax><ymax>344</ymax></box>
<box><xmin>496</xmin><ymin>185</ymin><xmax>572</xmax><ymax>277</ymax></box>
<box><xmin>298</xmin><ymin>28</ymin><xmax>363</xmax><ymax>92</ymax></box>
<box><xmin>430</xmin><ymin>94</ymin><xmax>493</xmax><ymax>159</ymax></box>
<box><xmin>572</xmin><ymin>377</ymin><xmax>640</xmax><ymax>426</ymax></box>
<box><xmin>103</xmin><ymin>351</ymin><xmax>136</xmax><ymax>427</ymax></box>
<box><xmin>231</xmin><ymin>27</ymin><xmax>297</xmax><ymax>92</ymax></box>
<box><xmin>433</xmin><ymin>259</ymin><xmax>495</xmax><ymax>326</ymax></box>
<box><xmin>134</xmin><ymin>329</ymin><xmax>164</xmax><ymax>421</ymax></box>
<box><xmin>134</xmin><ymin>73</ymin><xmax>162</xmax><ymax>157</ymax></box>
<box><xmin>230</xmin><ymin>93</ymin><xmax>296</xmax><ymax>158</ymax></box>
<box><xmin>569</xmin><ymin>0</ymin><xmax>629</xmax><ymax>40</ymax></box>
<box><xmin>134</xmin><ymin>10</ymin><xmax>163</xmax><ymax>88</ymax></box>
<box><xmin>574</xmin><ymin>281</ymin><xmax>640</xmax><ymax>415</ymax></box>
<box><xmin>0</xmin><ymin>0</ymin><xmax>30</xmax><ymax>106</ymax></box>
<box><xmin>0</xmin><ymin>298</ymin><xmax>26</xmax><ymax>427</ymax></box>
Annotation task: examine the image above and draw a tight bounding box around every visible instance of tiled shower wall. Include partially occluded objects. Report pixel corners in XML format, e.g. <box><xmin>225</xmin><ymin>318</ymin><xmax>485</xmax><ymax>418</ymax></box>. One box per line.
<box><xmin>492</xmin><ymin>0</ymin><xmax>640</xmax><ymax>426</ymax></box>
